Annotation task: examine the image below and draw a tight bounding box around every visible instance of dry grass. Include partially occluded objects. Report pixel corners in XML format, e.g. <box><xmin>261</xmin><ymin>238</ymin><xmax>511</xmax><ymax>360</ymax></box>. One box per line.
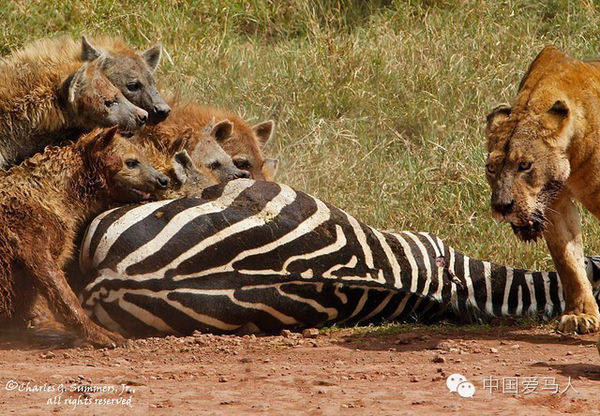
<box><xmin>3</xmin><ymin>0</ymin><xmax>600</xmax><ymax>270</ymax></box>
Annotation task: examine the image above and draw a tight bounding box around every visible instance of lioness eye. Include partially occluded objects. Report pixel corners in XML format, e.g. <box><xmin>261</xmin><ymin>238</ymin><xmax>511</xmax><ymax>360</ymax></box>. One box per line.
<box><xmin>126</xmin><ymin>159</ymin><xmax>140</xmax><ymax>169</ymax></box>
<box><xmin>518</xmin><ymin>161</ymin><xmax>532</xmax><ymax>171</ymax></box>
<box><xmin>485</xmin><ymin>164</ymin><xmax>495</xmax><ymax>175</ymax></box>
<box><xmin>127</xmin><ymin>81</ymin><xmax>142</xmax><ymax>92</ymax></box>
<box><xmin>209</xmin><ymin>161</ymin><xmax>222</xmax><ymax>170</ymax></box>
<box><xmin>104</xmin><ymin>99</ymin><xmax>118</xmax><ymax>108</ymax></box>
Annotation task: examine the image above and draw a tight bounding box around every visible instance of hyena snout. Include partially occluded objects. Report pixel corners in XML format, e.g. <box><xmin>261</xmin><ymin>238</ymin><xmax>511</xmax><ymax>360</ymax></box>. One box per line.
<box><xmin>156</xmin><ymin>173</ymin><xmax>170</xmax><ymax>189</ymax></box>
<box><xmin>136</xmin><ymin>108</ymin><xmax>149</xmax><ymax>126</ymax></box>
<box><xmin>152</xmin><ymin>103</ymin><xmax>171</xmax><ymax>121</ymax></box>
<box><xmin>226</xmin><ymin>167</ymin><xmax>250</xmax><ymax>181</ymax></box>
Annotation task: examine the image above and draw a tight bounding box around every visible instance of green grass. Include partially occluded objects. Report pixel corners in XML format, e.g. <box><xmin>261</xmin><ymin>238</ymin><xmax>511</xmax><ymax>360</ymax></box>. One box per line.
<box><xmin>3</xmin><ymin>0</ymin><xmax>600</xmax><ymax>271</ymax></box>
<box><xmin>323</xmin><ymin>315</ymin><xmax>555</xmax><ymax>337</ymax></box>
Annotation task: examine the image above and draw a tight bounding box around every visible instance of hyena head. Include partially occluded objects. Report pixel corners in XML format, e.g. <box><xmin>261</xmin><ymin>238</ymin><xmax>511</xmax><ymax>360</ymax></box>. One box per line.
<box><xmin>81</xmin><ymin>36</ymin><xmax>171</xmax><ymax>125</ymax></box>
<box><xmin>82</xmin><ymin>127</ymin><xmax>170</xmax><ymax>203</ymax></box>
<box><xmin>131</xmin><ymin>137</ymin><xmax>218</xmax><ymax>199</ymax></box>
<box><xmin>171</xmin><ymin>149</ymin><xmax>219</xmax><ymax>196</ymax></box>
<box><xmin>191</xmin><ymin>119</ymin><xmax>251</xmax><ymax>182</ymax></box>
<box><xmin>64</xmin><ymin>59</ymin><xmax>148</xmax><ymax>132</ymax></box>
<box><xmin>221</xmin><ymin>118</ymin><xmax>277</xmax><ymax>181</ymax></box>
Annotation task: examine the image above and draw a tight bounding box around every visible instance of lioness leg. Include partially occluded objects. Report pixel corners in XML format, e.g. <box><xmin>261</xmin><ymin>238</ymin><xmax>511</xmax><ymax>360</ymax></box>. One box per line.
<box><xmin>25</xmin><ymin>251</ymin><xmax>126</xmax><ymax>347</ymax></box>
<box><xmin>545</xmin><ymin>196</ymin><xmax>600</xmax><ymax>333</ymax></box>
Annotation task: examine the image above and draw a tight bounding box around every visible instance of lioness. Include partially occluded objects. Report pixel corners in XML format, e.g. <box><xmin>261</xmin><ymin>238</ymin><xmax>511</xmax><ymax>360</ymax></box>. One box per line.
<box><xmin>485</xmin><ymin>45</ymin><xmax>600</xmax><ymax>334</ymax></box>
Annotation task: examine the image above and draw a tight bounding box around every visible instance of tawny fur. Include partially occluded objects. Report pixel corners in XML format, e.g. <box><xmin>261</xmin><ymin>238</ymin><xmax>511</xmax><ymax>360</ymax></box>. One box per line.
<box><xmin>486</xmin><ymin>45</ymin><xmax>600</xmax><ymax>335</ymax></box>
<box><xmin>0</xmin><ymin>36</ymin><xmax>147</xmax><ymax>168</ymax></box>
<box><xmin>0</xmin><ymin>127</ymin><xmax>168</xmax><ymax>347</ymax></box>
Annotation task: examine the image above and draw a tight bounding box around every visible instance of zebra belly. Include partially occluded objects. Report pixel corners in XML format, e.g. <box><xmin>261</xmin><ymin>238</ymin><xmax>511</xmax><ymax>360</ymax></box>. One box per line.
<box><xmin>83</xmin><ymin>272</ymin><xmax>446</xmax><ymax>337</ymax></box>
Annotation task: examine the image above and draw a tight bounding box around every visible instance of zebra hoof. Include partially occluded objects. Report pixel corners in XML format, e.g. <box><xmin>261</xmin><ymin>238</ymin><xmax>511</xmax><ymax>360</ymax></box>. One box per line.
<box><xmin>558</xmin><ymin>313</ymin><xmax>600</xmax><ymax>334</ymax></box>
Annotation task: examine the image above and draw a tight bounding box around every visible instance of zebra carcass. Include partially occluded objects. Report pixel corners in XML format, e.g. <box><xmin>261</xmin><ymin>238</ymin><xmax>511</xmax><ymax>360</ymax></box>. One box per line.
<box><xmin>77</xmin><ymin>179</ymin><xmax>600</xmax><ymax>337</ymax></box>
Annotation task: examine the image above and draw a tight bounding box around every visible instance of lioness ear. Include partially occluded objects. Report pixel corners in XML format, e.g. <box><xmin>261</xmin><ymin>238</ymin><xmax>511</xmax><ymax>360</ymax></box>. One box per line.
<box><xmin>252</xmin><ymin>120</ymin><xmax>275</xmax><ymax>147</ymax></box>
<box><xmin>142</xmin><ymin>44</ymin><xmax>162</xmax><ymax>73</ymax></box>
<box><xmin>485</xmin><ymin>104</ymin><xmax>511</xmax><ymax>135</ymax></box>
<box><xmin>545</xmin><ymin>99</ymin><xmax>569</xmax><ymax>131</ymax></box>
<box><xmin>81</xmin><ymin>35</ymin><xmax>103</xmax><ymax>61</ymax></box>
<box><xmin>548</xmin><ymin>100</ymin><xmax>569</xmax><ymax>118</ymax></box>
<box><xmin>211</xmin><ymin>120</ymin><xmax>234</xmax><ymax>143</ymax></box>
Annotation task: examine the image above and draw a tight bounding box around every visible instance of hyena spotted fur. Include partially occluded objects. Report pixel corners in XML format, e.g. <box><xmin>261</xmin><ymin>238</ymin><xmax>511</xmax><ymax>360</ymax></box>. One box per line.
<box><xmin>132</xmin><ymin>109</ymin><xmax>250</xmax><ymax>182</ymax></box>
<box><xmin>0</xmin><ymin>38</ymin><xmax>149</xmax><ymax>168</ymax></box>
<box><xmin>79</xmin><ymin>36</ymin><xmax>171</xmax><ymax>124</ymax></box>
<box><xmin>0</xmin><ymin>127</ymin><xmax>170</xmax><ymax>347</ymax></box>
<box><xmin>142</xmin><ymin>98</ymin><xmax>277</xmax><ymax>180</ymax></box>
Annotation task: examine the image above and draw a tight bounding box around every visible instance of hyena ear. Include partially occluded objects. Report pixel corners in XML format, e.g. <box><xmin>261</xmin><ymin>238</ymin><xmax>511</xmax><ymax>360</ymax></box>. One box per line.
<box><xmin>252</xmin><ymin>120</ymin><xmax>275</xmax><ymax>147</ymax></box>
<box><xmin>86</xmin><ymin>126</ymin><xmax>119</xmax><ymax>153</ymax></box>
<box><xmin>168</xmin><ymin>136</ymin><xmax>188</xmax><ymax>156</ymax></box>
<box><xmin>142</xmin><ymin>44</ymin><xmax>162</xmax><ymax>73</ymax></box>
<box><xmin>211</xmin><ymin>120</ymin><xmax>234</xmax><ymax>143</ymax></box>
<box><xmin>68</xmin><ymin>63</ymin><xmax>89</xmax><ymax>103</ymax></box>
<box><xmin>81</xmin><ymin>35</ymin><xmax>103</xmax><ymax>61</ymax></box>
<box><xmin>485</xmin><ymin>104</ymin><xmax>511</xmax><ymax>135</ymax></box>
<box><xmin>172</xmin><ymin>150</ymin><xmax>196</xmax><ymax>184</ymax></box>
<box><xmin>262</xmin><ymin>158</ymin><xmax>279</xmax><ymax>181</ymax></box>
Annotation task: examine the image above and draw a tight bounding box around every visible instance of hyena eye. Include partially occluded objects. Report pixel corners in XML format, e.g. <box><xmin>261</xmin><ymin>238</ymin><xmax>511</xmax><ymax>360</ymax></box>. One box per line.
<box><xmin>125</xmin><ymin>159</ymin><xmax>140</xmax><ymax>169</ymax></box>
<box><xmin>485</xmin><ymin>164</ymin><xmax>496</xmax><ymax>175</ymax></box>
<box><xmin>209</xmin><ymin>161</ymin><xmax>222</xmax><ymax>170</ymax></box>
<box><xmin>104</xmin><ymin>99</ymin><xmax>118</xmax><ymax>108</ymax></box>
<box><xmin>127</xmin><ymin>81</ymin><xmax>142</xmax><ymax>92</ymax></box>
<box><xmin>234</xmin><ymin>159</ymin><xmax>251</xmax><ymax>170</ymax></box>
<box><xmin>518</xmin><ymin>161</ymin><xmax>532</xmax><ymax>172</ymax></box>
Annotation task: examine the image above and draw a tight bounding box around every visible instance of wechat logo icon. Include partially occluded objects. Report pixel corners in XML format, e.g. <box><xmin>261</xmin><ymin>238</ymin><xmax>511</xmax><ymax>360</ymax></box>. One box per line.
<box><xmin>446</xmin><ymin>373</ymin><xmax>475</xmax><ymax>398</ymax></box>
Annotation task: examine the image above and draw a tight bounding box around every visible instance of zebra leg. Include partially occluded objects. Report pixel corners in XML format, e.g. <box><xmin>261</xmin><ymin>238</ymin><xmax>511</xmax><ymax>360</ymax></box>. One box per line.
<box><xmin>25</xmin><ymin>250</ymin><xmax>126</xmax><ymax>347</ymax></box>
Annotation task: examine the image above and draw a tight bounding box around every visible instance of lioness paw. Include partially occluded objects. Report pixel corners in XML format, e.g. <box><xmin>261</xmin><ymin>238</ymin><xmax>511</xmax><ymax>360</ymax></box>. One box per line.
<box><xmin>558</xmin><ymin>313</ymin><xmax>600</xmax><ymax>334</ymax></box>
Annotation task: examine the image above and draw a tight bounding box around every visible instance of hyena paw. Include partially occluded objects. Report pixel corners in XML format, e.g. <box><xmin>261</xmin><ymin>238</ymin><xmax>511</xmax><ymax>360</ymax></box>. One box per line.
<box><xmin>84</xmin><ymin>328</ymin><xmax>127</xmax><ymax>349</ymax></box>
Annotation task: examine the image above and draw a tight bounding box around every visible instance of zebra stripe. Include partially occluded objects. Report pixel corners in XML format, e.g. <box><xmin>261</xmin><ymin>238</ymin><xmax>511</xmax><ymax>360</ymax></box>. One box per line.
<box><xmin>76</xmin><ymin>179</ymin><xmax>600</xmax><ymax>337</ymax></box>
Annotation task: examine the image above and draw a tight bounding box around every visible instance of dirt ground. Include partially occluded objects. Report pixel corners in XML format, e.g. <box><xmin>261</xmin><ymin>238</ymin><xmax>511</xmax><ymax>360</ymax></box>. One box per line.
<box><xmin>0</xmin><ymin>324</ymin><xmax>599</xmax><ymax>415</ymax></box>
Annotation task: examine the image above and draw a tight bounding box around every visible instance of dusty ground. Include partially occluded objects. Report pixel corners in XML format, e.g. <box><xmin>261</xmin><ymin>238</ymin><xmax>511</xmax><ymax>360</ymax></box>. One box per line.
<box><xmin>0</xmin><ymin>324</ymin><xmax>599</xmax><ymax>415</ymax></box>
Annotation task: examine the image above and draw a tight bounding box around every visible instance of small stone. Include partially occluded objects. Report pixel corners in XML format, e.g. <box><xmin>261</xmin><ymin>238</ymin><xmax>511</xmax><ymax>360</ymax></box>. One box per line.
<box><xmin>410</xmin><ymin>376</ymin><xmax>419</xmax><ymax>382</ymax></box>
<box><xmin>490</xmin><ymin>348</ymin><xmax>499</xmax><ymax>353</ymax></box>
<box><xmin>41</xmin><ymin>352</ymin><xmax>56</xmax><ymax>359</ymax></box>
<box><xmin>566</xmin><ymin>351</ymin><xmax>574</xmax><ymax>356</ymax></box>
<box><xmin>432</xmin><ymin>356</ymin><xmax>445</xmax><ymax>363</ymax></box>
<box><xmin>218</xmin><ymin>376</ymin><xmax>228</xmax><ymax>383</ymax></box>
<box><xmin>302</xmin><ymin>328</ymin><xmax>319</xmax><ymax>339</ymax></box>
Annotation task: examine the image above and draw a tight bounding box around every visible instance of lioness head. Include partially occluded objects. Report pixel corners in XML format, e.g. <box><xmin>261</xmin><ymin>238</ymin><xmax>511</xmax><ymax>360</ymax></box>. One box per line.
<box><xmin>485</xmin><ymin>45</ymin><xmax>583</xmax><ymax>241</ymax></box>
